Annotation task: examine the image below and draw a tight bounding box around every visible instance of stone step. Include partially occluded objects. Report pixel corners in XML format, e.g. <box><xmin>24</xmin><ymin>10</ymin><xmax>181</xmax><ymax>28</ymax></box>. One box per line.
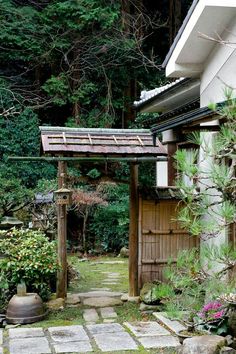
<box><xmin>153</xmin><ymin>312</ymin><xmax>186</xmax><ymax>334</ymax></box>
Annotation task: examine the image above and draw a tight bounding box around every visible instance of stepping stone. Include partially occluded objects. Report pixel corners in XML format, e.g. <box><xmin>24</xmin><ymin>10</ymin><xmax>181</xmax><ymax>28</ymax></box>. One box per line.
<box><xmin>53</xmin><ymin>341</ymin><xmax>92</xmax><ymax>353</ymax></box>
<box><xmin>66</xmin><ymin>293</ymin><xmax>81</xmax><ymax>306</ymax></box>
<box><xmin>0</xmin><ymin>330</ymin><xmax>2</xmax><ymax>344</ymax></box>
<box><xmin>9</xmin><ymin>337</ymin><xmax>51</xmax><ymax>354</ymax></box>
<box><xmin>102</xmin><ymin>282</ymin><xmax>118</xmax><ymax>285</ymax></box>
<box><xmin>138</xmin><ymin>335</ymin><xmax>180</xmax><ymax>349</ymax></box>
<box><xmin>83</xmin><ymin>297</ymin><xmax>123</xmax><ymax>308</ymax></box>
<box><xmin>124</xmin><ymin>321</ymin><xmax>170</xmax><ymax>337</ymax></box>
<box><xmin>9</xmin><ymin>327</ymin><xmax>44</xmax><ymax>338</ymax></box>
<box><xmin>77</xmin><ymin>291</ymin><xmax>122</xmax><ymax>298</ymax></box>
<box><xmin>86</xmin><ymin>323</ymin><xmax>124</xmax><ymax>334</ymax></box>
<box><xmin>90</xmin><ymin>288</ymin><xmax>111</xmax><ymax>291</ymax></box>
<box><xmin>93</xmin><ymin>331</ymin><xmax>138</xmax><ymax>352</ymax></box>
<box><xmin>0</xmin><ymin>347</ymin><xmax>2</xmax><ymax>354</ymax></box>
<box><xmin>103</xmin><ymin>319</ymin><xmax>116</xmax><ymax>323</ymax></box>
<box><xmin>100</xmin><ymin>307</ymin><xmax>117</xmax><ymax>319</ymax></box>
<box><xmin>153</xmin><ymin>312</ymin><xmax>186</xmax><ymax>333</ymax></box>
<box><xmin>48</xmin><ymin>325</ymin><xmax>89</xmax><ymax>342</ymax></box>
<box><xmin>83</xmin><ymin>308</ymin><xmax>99</xmax><ymax>323</ymax></box>
<box><xmin>91</xmin><ymin>261</ymin><xmax>124</xmax><ymax>265</ymax></box>
<box><xmin>102</xmin><ymin>272</ymin><xmax>120</xmax><ymax>276</ymax></box>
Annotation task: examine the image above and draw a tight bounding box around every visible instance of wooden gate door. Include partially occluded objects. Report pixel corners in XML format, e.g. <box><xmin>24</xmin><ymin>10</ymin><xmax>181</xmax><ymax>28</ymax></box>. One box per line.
<box><xmin>138</xmin><ymin>199</ymin><xmax>199</xmax><ymax>287</ymax></box>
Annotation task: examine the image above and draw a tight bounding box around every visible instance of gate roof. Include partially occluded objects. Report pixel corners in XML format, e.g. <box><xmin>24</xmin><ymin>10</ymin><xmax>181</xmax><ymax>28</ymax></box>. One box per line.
<box><xmin>40</xmin><ymin>127</ymin><xmax>167</xmax><ymax>158</ymax></box>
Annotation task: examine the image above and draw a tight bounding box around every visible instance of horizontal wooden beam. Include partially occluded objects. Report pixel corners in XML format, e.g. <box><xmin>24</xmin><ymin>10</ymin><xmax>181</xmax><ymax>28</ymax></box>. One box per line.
<box><xmin>7</xmin><ymin>156</ymin><xmax>168</xmax><ymax>163</ymax></box>
<box><xmin>141</xmin><ymin>259</ymin><xmax>177</xmax><ymax>265</ymax></box>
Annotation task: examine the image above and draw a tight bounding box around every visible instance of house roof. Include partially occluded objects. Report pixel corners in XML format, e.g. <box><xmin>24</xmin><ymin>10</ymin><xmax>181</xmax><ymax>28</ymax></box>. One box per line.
<box><xmin>151</xmin><ymin>105</ymin><xmax>217</xmax><ymax>135</ymax></box>
<box><xmin>133</xmin><ymin>78</ymin><xmax>186</xmax><ymax>110</ymax></box>
<box><xmin>163</xmin><ymin>0</ymin><xmax>236</xmax><ymax>77</ymax></box>
<box><xmin>133</xmin><ymin>78</ymin><xmax>200</xmax><ymax>113</ymax></box>
<box><xmin>40</xmin><ymin>126</ymin><xmax>167</xmax><ymax>158</ymax></box>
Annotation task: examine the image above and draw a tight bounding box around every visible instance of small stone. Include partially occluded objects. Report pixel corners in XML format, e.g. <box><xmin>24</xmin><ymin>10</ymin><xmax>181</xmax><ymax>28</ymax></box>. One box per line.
<box><xmin>119</xmin><ymin>247</ymin><xmax>129</xmax><ymax>258</ymax></box>
<box><xmin>48</xmin><ymin>325</ymin><xmax>89</xmax><ymax>342</ymax></box>
<box><xmin>0</xmin><ymin>330</ymin><xmax>2</xmax><ymax>345</ymax></box>
<box><xmin>124</xmin><ymin>321</ymin><xmax>170</xmax><ymax>337</ymax></box>
<box><xmin>9</xmin><ymin>327</ymin><xmax>44</xmax><ymax>338</ymax></box>
<box><xmin>65</xmin><ymin>293</ymin><xmax>81</xmax><ymax>306</ymax></box>
<box><xmin>9</xmin><ymin>337</ymin><xmax>51</xmax><ymax>354</ymax></box>
<box><xmin>100</xmin><ymin>307</ymin><xmax>117</xmax><ymax>319</ymax></box>
<box><xmin>127</xmin><ymin>296</ymin><xmax>140</xmax><ymax>303</ymax></box>
<box><xmin>83</xmin><ymin>296</ymin><xmax>123</xmax><ymax>307</ymax></box>
<box><xmin>225</xmin><ymin>335</ymin><xmax>234</xmax><ymax>346</ymax></box>
<box><xmin>103</xmin><ymin>319</ymin><xmax>116</xmax><ymax>323</ymax></box>
<box><xmin>179</xmin><ymin>335</ymin><xmax>226</xmax><ymax>354</ymax></box>
<box><xmin>138</xmin><ymin>335</ymin><xmax>180</xmax><ymax>349</ymax></box>
<box><xmin>83</xmin><ymin>309</ymin><xmax>99</xmax><ymax>323</ymax></box>
<box><xmin>53</xmin><ymin>341</ymin><xmax>92</xmax><ymax>353</ymax></box>
<box><xmin>46</xmin><ymin>298</ymin><xmax>64</xmax><ymax>310</ymax></box>
<box><xmin>220</xmin><ymin>347</ymin><xmax>236</xmax><ymax>354</ymax></box>
<box><xmin>121</xmin><ymin>294</ymin><xmax>128</xmax><ymax>302</ymax></box>
<box><xmin>0</xmin><ymin>347</ymin><xmax>2</xmax><ymax>354</ymax></box>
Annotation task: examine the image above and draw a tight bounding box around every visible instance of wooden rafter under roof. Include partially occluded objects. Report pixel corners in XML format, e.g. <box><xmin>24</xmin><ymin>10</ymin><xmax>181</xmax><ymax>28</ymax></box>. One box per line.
<box><xmin>40</xmin><ymin>126</ymin><xmax>167</xmax><ymax>157</ymax></box>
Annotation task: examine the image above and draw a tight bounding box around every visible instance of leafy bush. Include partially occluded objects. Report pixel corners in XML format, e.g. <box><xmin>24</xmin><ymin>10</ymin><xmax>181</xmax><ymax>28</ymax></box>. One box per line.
<box><xmin>0</xmin><ymin>228</ymin><xmax>58</xmax><ymax>305</ymax></box>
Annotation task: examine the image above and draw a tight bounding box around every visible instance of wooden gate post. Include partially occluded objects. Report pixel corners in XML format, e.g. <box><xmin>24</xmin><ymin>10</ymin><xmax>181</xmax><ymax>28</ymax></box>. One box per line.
<box><xmin>129</xmin><ymin>162</ymin><xmax>139</xmax><ymax>297</ymax></box>
<box><xmin>56</xmin><ymin>161</ymin><xmax>67</xmax><ymax>299</ymax></box>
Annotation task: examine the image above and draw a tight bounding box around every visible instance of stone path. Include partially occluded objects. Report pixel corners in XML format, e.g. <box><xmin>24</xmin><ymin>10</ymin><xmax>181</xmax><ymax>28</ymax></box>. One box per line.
<box><xmin>1</xmin><ymin>319</ymin><xmax>181</xmax><ymax>353</ymax></box>
<box><xmin>0</xmin><ymin>268</ymin><xmax>185</xmax><ymax>353</ymax></box>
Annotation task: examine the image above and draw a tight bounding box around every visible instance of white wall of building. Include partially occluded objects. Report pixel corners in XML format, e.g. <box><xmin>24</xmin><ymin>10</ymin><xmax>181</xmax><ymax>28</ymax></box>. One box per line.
<box><xmin>200</xmin><ymin>17</ymin><xmax>236</xmax><ymax>107</ymax></box>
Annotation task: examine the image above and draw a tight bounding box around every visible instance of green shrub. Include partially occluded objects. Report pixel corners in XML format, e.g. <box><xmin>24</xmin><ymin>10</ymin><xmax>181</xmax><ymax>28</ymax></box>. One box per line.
<box><xmin>0</xmin><ymin>228</ymin><xmax>58</xmax><ymax>303</ymax></box>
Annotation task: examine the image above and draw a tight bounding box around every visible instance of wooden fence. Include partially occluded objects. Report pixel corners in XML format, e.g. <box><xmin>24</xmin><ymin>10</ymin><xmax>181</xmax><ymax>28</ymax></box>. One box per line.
<box><xmin>138</xmin><ymin>195</ymin><xmax>199</xmax><ymax>287</ymax></box>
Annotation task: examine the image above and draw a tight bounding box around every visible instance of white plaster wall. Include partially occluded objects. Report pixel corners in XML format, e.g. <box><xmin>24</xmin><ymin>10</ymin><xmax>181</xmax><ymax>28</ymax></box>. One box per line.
<box><xmin>156</xmin><ymin>161</ymin><xmax>168</xmax><ymax>187</ymax></box>
<box><xmin>200</xmin><ymin>17</ymin><xmax>236</xmax><ymax>107</ymax></box>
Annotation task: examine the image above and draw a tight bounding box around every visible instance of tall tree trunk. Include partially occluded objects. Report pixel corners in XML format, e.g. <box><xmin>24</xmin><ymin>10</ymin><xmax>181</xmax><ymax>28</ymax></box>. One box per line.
<box><xmin>169</xmin><ymin>0</ymin><xmax>182</xmax><ymax>46</ymax></box>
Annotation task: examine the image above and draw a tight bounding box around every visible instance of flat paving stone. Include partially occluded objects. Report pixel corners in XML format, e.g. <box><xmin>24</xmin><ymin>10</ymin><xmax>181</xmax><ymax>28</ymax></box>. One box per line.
<box><xmin>93</xmin><ymin>331</ymin><xmax>138</xmax><ymax>352</ymax></box>
<box><xmin>83</xmin><ymin>297</ymin><xmax>122</xmax><ymax>307</ymax></box>
<box><xmin>53</xmin><ymin>341</ymin><xmax>92</xmax><ymax>353</ymax></box>
<box><xmin>100</xmin><ymin>307</ymin><xmax>117</xmax><ymax>319</ymax></box>
<box><xmin>138</xmin><ymin>335</ymin><xmax>180</xmax><ymax>349</ymax></box>
<box><xmin>83</xmin><ymin>308</ymin><xmax>99</xmax><ymax>323</ymax></box>
<box><xmin>124</xmin><ymin>321</ymin><xmax>170</xmax><ymax>337</ymax></box>
<box><xmin>0</xmin><ymin>329</ymin><xmax>2</xmax><ymax>344</ymax></box>
<box><xmin>153</xmin><ymin>312</ymin><xmax>186</xmax><ymax>333</ymax></box>
<box><xmin>92</xmin><ymin>261</ymin><xmax>124</xmax><ymax>265</ymax></box>
<box><xmin>102</xmin><ymin>272</ymin><xmax>120</xmax><ymax>276</ymax></box>
<box><xmin>101</xmin><ymin>282</ymin><xmax>118</xmax><ymax>285</ymax></box>
<box><xmin>87</xmin><ymin>323</ymin><xmax>124</xmax><ymax>335</ymax></box>
<box><xmin>9</xmin><ymin>337</ymin><xmax>51</xmax><ymax>354</ymax></box>
<box><xmin>9</xmin><ymin>327</ymin><xmax>44</xmax><ymax>338</ymax></box>
<box><xmin>77</xmin><ymin>291</ymin><xmax>122</xmax><ymax>298</ymax></box>
<box><xmin>90</xmin><ymin>288</ymin><xmax>111</xmax><ymax>291</ymax></box>
<box><xmin>48</xmin><ymin>325</ymin><xmax>89</xmax><ymax>342</ymax></box>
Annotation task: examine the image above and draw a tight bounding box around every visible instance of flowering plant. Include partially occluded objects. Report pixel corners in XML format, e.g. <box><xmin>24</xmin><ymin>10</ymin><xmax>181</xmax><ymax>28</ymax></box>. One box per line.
<box><xmin>196</xmin><ymin>301</ymin><xmax>228</xmax><ymax>335</ymax></box>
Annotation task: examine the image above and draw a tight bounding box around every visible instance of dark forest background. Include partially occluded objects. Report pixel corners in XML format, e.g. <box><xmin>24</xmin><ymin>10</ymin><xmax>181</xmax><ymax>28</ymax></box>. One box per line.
<box><xmin>0</xmin><ymin>0</ymin><xmax>193</xmax><ymax>252</ymax></box>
